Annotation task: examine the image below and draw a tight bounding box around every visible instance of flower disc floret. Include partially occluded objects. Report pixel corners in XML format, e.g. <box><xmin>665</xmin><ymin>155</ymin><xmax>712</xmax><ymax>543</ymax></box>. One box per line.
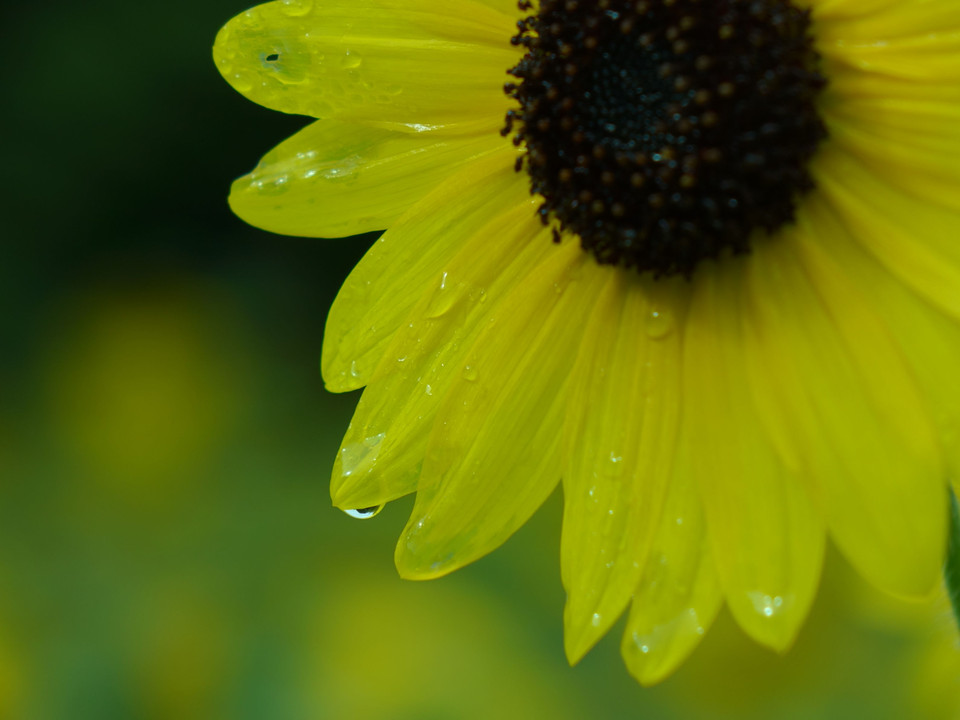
<box><xmin>503</xmin><ymin>0</ymin><xmax>828</xmax><ymax>276</ymax></box>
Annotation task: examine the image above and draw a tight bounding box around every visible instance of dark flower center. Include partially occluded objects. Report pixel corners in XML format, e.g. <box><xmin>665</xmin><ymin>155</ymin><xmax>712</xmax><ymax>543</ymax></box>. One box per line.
<box><xmin>503</xmin><ymin>0</ymin><xmax>828</xmax><ymax>277</ymax></box>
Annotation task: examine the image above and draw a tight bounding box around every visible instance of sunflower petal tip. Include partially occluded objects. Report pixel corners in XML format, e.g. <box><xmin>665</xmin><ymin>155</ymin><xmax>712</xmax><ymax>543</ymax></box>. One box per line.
<box><xmin>320</xmin><ymin>345</ymin><xmax>369</xmax><ymax>393</ymax></box>
<box><xmin>562</xmin><ymin>606</ymin><xmax>609</xmax><ymax>666</ymax></box>
<box><xmin>620</xmin><ymin>650</ymin><xmax>671</xmax><ymax>688</ymax></box>
<box><xmin>729</xmin><ymin>596</ymin><xmax>803</xmax><ymax>654</ymax></box>
<box><xmin>393</xmin><ymin>536</ymin><xmax>454</xmax><ymax>582</ymax></box>
<box><xmin>621</xmin><ymin>596</ymin><xmax>722</xmax><ymax>684</ymax></box>
<box><xmin>562</xmin><ymin>635</ymin><xmax>588</xmax><ymax>667</ymax></box>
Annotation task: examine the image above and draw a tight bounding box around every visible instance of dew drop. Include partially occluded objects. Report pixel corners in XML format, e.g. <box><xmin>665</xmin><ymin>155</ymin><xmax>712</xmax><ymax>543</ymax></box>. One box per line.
<box><xmin>462</xmin><ymin>364</ymin><xmax>478</xmax><ymax>381</ymax></box>
<box><xmin>591</xmin><ymin>612</ymin><xmax>602</xmax><ymax>627</ymax></box>
<box><xmin>338</xmin><ymin>432</ymin><xmax>385</xmax><ymax>478</ymax></box>
<box><xmin>279</xmin><ymin>0</ymin><xmax>313</xmax><ymax>16</ymax></box>
<box><xmin>321</xmin><ymin>155</ymin><xmax>361</xmax><ymax>181</ymax></box>
<box><xmin>630</xmin><ymin>630</ymin><xmax>656</xmax><ymax>657</ymax></box>
<box><xmin>748</xmin><ymin>592</ymin><xmax>786</xmax><ymax>618</ymax></box>
<box><xmin>253</xmin><ymin>174</ymin><xmax>290</xmax><ymax>196</ymax></box>
<box><xmin>404</xmin><ymin>123</ymin><xmax>440</xmax><ymax>133</ymax></box>
<box><xmin>601</xmin><ymin>451</ymin><xmax>624</xmax><ymax>477</ymax></box>
<box><xmin>425</xmin><ymin>272</ymin><xmax>457</xmax><ymax>318</ymax></box>
<box><xmin>343</xmin><ymin>504</ymin><xmax>382</xmax><ymax>519</ymax></box>
<box><xmin>231</xmin><ymin>71</ymin><xmax>254</xmax><ymax>93</ymax></box>
<box><xmin>339</xmin><ymin>50</ymin><xmax>362</xmax><ymax>69</ymax></box>
<box><xmin>645</xmin><ymin>307</ymin><xmax>674</xmax><ymax>340</ymax></box>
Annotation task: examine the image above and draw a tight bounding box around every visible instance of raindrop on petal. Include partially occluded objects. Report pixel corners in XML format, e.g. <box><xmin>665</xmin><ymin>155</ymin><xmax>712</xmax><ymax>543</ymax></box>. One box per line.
<box><xmin>645</xmin><ymin>307</ymin><xmax>674</xmax><ymax>340</ymax></box>
<box><xmin>343</xmin><ymin>505</ymin><xmax>383</xmax><ymax>520</ymax></box>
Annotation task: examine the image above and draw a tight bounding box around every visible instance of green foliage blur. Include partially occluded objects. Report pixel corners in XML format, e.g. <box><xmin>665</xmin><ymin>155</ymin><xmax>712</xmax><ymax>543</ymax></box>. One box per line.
<box><xmin>3</xmin><ymin>1</ymin><xmax>959</xmax><ymax>718</ymax></box>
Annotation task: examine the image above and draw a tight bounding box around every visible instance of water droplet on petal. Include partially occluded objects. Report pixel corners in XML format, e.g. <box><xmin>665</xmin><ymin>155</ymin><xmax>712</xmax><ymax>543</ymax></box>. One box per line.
<box><xmin>591</xmin><ymin>612</ymin><xmax>602</xmax><ymax>627</ymax></box>
<box><xmin>645</xmin><ymin>307</ymin><xmax>674</xmax><ymax>340</ymax></box>
<box><xmin>252</xmin><ymin>174</ymin><xmax>290</xmax><ymax>196</ymax></box>
<box><xmin>748</xmin><ymin>592</ymin><xmax>786</xmax><ymax>618</ymax></box>
<box><xmin>601</xmin><ymin>451</ymin><xmax>624</xmax><ymax>477</ymax></box>
<box><xmin>279</xmin><ymin>0</ymin><xmax>313</xmax><ymax>16</ymax></box>
<box><xmin>627</xmin><ymin>606</ymin><xmax>704</xmax><ymax>661</ymax></box>
<box><xmin>230</xmin><ymin>71</ymin><xmax>254</xmax><ymax>93</ymax></box>
<box><xmin>425</xmin><ymin>272</ymin><xmax>457</xmax><ymax>318</ymax></box>
<box><xmin>462</xmin><ymin>364</ymin><xmax>478</xmax><ymax>381</ymax></box>
<box><xmin>320</xmin><ymin>154</ymin><xmax>361</xmax><ymax>181</ymax></box>
<box><xmin>339</xmin><ymin>50</ymin><xmax>362</xmax><ymax>69</ymax></box>
<box><xmin>339</xmin><ymin>432</ymin><xmax>385</xmax><ymax>478</ymax></box>
<box><xmin>344</xmin><ymin>504</ymin><xmax>382</xmax><ymax>519</ymax></box>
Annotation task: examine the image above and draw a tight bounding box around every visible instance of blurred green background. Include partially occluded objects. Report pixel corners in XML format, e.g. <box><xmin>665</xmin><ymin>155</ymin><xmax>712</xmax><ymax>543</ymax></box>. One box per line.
<box><xmin>3</xmin><ymin>1</ymin><xmax>959</xmax><ymax>718</ymax></box>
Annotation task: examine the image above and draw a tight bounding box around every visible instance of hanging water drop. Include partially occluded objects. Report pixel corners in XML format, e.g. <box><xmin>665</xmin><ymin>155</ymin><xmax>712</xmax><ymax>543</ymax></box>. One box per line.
<box><xmin>344</xmin><ymin>505</ymin><xmax>383</xmax><ymax>519</ymax></box>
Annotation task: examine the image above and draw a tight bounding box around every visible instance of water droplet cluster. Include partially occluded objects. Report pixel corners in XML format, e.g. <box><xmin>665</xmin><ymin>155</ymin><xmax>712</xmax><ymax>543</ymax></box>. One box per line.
<box><xmin>503</xmin><ymin>0</ymin><xmax>827</xmax><ymax>276</ymax></box>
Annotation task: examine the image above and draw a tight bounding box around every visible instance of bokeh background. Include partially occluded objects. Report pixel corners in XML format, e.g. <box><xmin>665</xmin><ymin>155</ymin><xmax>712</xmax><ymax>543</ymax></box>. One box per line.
<box><xmin>3</xmin><ymin>1</ymin><xmax>960</xmax><ymax>718</ymax></box>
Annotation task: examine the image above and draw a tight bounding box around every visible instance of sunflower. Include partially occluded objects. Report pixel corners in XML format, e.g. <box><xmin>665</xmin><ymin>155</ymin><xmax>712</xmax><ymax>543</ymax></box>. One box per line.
<box><xmin>214</xmin><ymin>0</ymin><xmax>960</xmax><ymax>684</ymax></box>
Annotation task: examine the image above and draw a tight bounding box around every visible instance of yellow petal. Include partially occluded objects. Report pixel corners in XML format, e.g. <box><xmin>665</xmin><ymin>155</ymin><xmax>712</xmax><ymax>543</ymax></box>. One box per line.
<box><xmin>804</xmin><ymin>0</ymin><xmax>899</xmax><ymax>20</ymax></box>
<box><xmin>480</xmin><ymin>0</ymin><xmax>517</xmax><ymax>13</ymax></box>
<box><xmin>823</xmin><ymin>106</ymin><xmax>960</xmax><ymax>214</ymax></box>
<box><xmin>815</xmin><ymin>4</ymin><xmax>960</xmax><ymax>122</ymax></box>
<box><xmin>797</xmin><ymin>195</ymin><xmax>960</xmax><ymax>486</ymax></box>
<box><xmin>812</xmin><ymin>147</ymin><xmax>960</xmax><ymax>324</ymax></box>
<box><xmin>684</xmin><ymin>259</ymin><xmax>825</xmax><ymax>651</ymax></box>
<box><xmin>742</xmin><ymin>194</ymin><xmax>946</xmax><ymax>599</ymax></box>
<box><xmin>394</xmin><ymin>243</ymin><xmax>605</xmax><ymax>579</ymax></box>
<box><xmin>330</xmin><ymin>203</ymin><xmax>552</xmax><ymax>511</ymax></box>
<box><xmin>213</xmin><ymin>0</ymin><xmax>516</xmax><ymax>126</ymax></box>
<box><xmin>560</xmin><ymin>273</ymin><xmax>686</xmax><ymax>663</ymax></box>
<box><xmin>322</xmin><ymin>149</ymin><xmax>519</xmax><ymax>392</ymax></box>
<box><xmin>229</xmin><ymin>119</ymin><xmax>506</xmax><ymax>238</ymax></box>
<box><xmin>620</xmin><ymin>432</ymin><xmax>723</xmax><ymax>687</ymax></box>
<box><xmin>815</xmin><ymin>1</ymin><xmax>960</xmax><ymax>47</ymax></box>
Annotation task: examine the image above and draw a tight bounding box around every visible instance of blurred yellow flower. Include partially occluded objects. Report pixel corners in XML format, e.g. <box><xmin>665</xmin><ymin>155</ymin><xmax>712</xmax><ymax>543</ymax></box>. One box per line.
<box><xmin>215</xmin><ymin>0</ymin><xmax>960</xmax><ymax>683</ymax></box>
<box><xmin>306</xmin><ymin>566</ymin><xmax>589</xmax><ymax>719</ymax></box>
<box><xmin>44</xmin><ymin>280</ymin><xmax>250</xmax><ymax>509</ymax></box>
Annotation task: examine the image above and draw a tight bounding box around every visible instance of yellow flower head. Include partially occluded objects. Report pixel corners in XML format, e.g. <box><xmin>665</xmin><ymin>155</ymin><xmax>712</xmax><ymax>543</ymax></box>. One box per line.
<box><xmin>214</xmin><ymin>0</ymin><xmax>960</xmax><ymax>684</ymax></box>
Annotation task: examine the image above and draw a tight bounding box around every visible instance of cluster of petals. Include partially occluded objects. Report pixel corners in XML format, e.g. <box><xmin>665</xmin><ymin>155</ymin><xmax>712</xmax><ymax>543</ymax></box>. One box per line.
<box><xmin>215</xmin><ymin>0</ymin><xmax>960</xmax><ymax>683</ymax></box>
